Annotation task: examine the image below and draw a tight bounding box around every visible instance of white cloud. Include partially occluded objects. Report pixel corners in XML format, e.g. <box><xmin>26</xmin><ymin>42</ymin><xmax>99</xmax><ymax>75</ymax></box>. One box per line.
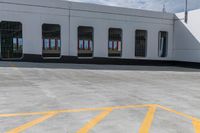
<box><xmin>68</xmin><ymin>0</ymin><xmax>200</xmax><ymax>12</ymax></box>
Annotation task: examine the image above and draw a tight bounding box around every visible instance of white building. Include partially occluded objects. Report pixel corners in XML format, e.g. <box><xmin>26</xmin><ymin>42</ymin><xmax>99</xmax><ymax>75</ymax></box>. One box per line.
<box><xmin>0</xmin><ymin>0</ymin><xmax>199</xmax><ymax>65</ymax></box>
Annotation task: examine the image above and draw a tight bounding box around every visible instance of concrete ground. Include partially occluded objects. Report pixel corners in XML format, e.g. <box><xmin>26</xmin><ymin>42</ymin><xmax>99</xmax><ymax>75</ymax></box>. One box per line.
<box><xmin>0</xmin><ymin>61</ymin><xmax>200</xmax><ymax>133</ymax></box>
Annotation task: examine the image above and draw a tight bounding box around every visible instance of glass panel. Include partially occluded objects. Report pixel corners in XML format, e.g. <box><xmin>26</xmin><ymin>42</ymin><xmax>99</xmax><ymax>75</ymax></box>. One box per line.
<box><xmin>78</xmin><ymin>26</ymin><xmax>93</xmax><ymax>57</ymax></box>
<box><xmin>158</xmin><ymin>31</ymin><xmax>168</xmax><ymax>57</ymax></box>
<box><xmin>85</xmin><ymin>40</ymin><xmax>89</xmax><ymax>49</ymax></box>
<box><xmin>42</xmin><ymin>24</ymin><xmax>61</xmax><ymax>58</ymax></box>
<box><xmin>108</xmin><ymin>28</ymin><xmax>122</xmax><ymax>57</ymax></box>
<box><xmin>0</xmin><ymin>21</ymin><xmax>23</xmax><ymax>59</ymax></box>
<box><xmin>135</xmin><ymin>30</ymin><xmax>147</xmax><ymax>57</ymax></box>
<box><xmin>89</xmin><ymin>40</ymin><xmax>93</xmax><ymax>51</ymax></box>
<box><xmin>57</xmin><ymin>39</ymin><xmax>61</xmax><ymax>50</ymax></box>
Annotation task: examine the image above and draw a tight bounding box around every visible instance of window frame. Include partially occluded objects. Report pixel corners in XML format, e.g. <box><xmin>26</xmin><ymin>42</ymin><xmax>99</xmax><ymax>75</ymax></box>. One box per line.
<box><xmin>77</xmin><ymin>26</ymin><xmax>94</xmax><ymax>58</ymax></box>
<box><xmin>42</xmin><ymin>23</ymin><xmax>62</xmax><ymax>59</ymax></box>
<box><xmin>0</xmin><ymin>21</ymin><xmax>24</xmax><ymax>60</ymax></box>
<box><xmin>135</xmin><ymin>29</ymin><xmax>148</xmax><ymax>58</ymax></box>
<box><xmin>108</xmin><ymin>28</ymin><xmax>123</xmax><ymax>57</ymax></box>
<box><xmin>158</xmin><ymin>31</ymin><xmax>168</xmax><ymax>58</ymax></box>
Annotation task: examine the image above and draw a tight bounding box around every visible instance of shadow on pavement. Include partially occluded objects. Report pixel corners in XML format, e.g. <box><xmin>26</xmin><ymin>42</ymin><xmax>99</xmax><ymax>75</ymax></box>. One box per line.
<box><xmin>0</xmin><ymin>61</ymin><xmax>199</xmax><ymax>72</ymax></box>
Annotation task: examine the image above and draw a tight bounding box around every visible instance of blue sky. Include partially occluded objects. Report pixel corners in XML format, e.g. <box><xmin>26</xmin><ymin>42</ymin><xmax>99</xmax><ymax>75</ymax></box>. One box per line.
<box><xmin>69</xmin><ymin>0</ymin><xmax>200</xmax><ymax>13</ymax></box>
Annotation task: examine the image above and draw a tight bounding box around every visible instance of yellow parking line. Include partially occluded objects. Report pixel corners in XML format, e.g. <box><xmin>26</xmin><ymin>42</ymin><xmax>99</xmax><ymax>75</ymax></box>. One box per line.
<box><xmin>0</xmin><ymin>104</ymin><xmax>149</xmax><ymax>117</ymax></box>
<box><xmin>0</xmin><ymin>104</ymin><xmax>200</xmax><ymax>133</ymax></box>
<box><xmin>157</xmin><ymin>105</ymin><xmax>200</xmax><ymax>121</ymax></box>
<box><xmin>192</xmin><ymin>120</ymin><xmax>200</xmax><ymax>133</ymax></box>
<box><xmin>139</xmin><ymin>105</ymin><xmax>157</xmax><ymax>133</ymax></box>
<box><xmin>76</xmin><ymin>109</ymin><xmax>113</xmax><ymax>133</ymax></box>
<box><xmin>0</xmin><ymin>112</ymin><xmax>51</xmax><ymax>117</ymax></box>
<box><xmin>6</xmin><ymin>112</ymin><xmax>58</xmax><ymax>133</ymax></box>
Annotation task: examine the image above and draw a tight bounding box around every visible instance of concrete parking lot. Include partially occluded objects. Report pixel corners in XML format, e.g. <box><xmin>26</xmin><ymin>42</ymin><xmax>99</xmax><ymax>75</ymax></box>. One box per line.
<box><xmin>0</xmin><ymin>61</ymin><xmax>200</xmax><ymax>133</ymax></box>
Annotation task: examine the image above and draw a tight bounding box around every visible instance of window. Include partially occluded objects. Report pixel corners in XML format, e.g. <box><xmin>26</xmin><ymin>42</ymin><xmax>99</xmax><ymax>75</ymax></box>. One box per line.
<box><xmin>78</xmin><ymin>26</ymin><xmax>93</xmax><ymax>57</ymax></box>
<box><xmin>42</xmin><ymin>24</ymin><xmax>61</xmax><ymax>58</ymax></box>
<box><xmin>108</xmin><ymin>28</ymin><xmax>122</xmax><ymax>57</ymax></box>
<box><xmin>135</xmin><ymin>30</ymin><xmax>147</xmax><ymax>57</ymax></box>
<box><xmin>158</xmin><ymin>31</ymin><xmax>168</xmax><ymax>57</ymax></box>
<box><xmin>0</xmin><ymin>21</ymin><xmax>23</xmax><ymax>59</ymax></box>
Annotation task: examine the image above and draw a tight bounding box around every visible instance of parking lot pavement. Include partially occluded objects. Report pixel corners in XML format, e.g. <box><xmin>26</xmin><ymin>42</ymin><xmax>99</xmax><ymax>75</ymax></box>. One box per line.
<box><xmin>0</xmin><ymin>61</ymin><xmax>200</xmax><ymax>133</ymax></box>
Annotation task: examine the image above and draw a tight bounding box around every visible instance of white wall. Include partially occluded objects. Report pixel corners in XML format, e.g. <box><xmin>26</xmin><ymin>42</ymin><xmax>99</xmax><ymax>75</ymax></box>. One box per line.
<box><xmin>0</xmin><ymin>0</ymin><xmax>174</xmax><ymax>60</ymax></box>
<box><xmin>70</xmin><ymin>8</ymin><xmax>173</xmax><ymax>60</ymax></box>
<box><xmin>0</xmin><ymin>0</ymin><xmax>70</xmax><ymax>57</ymax></box>
<box><xmin>174</xmin><ymin>9</ymin><xmax>200</xmax><ymax>62</ymax></box>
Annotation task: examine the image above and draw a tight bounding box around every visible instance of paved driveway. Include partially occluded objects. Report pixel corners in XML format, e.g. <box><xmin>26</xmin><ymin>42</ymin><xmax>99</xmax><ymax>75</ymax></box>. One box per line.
<box><xmin>0</xmin><ymin>61</ymin><xmax>200</xmax><ymax>133</ymax></box>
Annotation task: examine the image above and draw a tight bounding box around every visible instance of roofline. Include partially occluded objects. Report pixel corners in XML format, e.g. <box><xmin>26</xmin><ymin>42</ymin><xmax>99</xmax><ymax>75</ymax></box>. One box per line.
<box><xmin>0</xmin><ymin>0</ymin><xmax>174</xmax><ymax>20</ymax></box>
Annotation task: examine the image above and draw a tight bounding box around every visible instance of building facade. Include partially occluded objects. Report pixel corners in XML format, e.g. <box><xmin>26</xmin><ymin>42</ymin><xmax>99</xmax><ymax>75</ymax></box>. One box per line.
<box><xmin>0</xmin><ymin>0</ymin><xmax>199</xmax><ymax>65</ymax></box>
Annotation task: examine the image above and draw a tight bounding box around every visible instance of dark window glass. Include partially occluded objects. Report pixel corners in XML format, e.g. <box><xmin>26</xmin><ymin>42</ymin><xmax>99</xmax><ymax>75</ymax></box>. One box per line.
<box><xmin>135</xmin><ymin>30</ymin><xmax>147</xmax><ymax>57</ymax></box>
<box><xmin>0</xmin><ymin>21</ymin><xmax>23</xmax><ymax>59</ymax></box>
<box><xmin>78</xmin><ymin>26</ymin><xmax>93</xmax><ymax>57</ymax></box>
<box><xmin>42</xmin><ymin>24</ymin><xmax>61</xmax><ymax>58</ymax></box>
<box><xmin>108</xmin><ymin>28</ymin><xmax>122</xmax><ymax>57</ymax></box>
<box><xmin>158</xmin><ymin>31</ymin><xmax>168</xmax><ymax>57</ymax></box>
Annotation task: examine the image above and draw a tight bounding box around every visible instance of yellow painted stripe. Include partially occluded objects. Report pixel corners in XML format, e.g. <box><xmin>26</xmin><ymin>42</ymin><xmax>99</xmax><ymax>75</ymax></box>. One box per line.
<box><xmin>6</xmin><ymin>112</ymin><xmax>57</xmax><ymax>133</ymax></box>
<box><xmin>0</xmin><ymin>112</ymin><xmax>52</xmax><ymax>117</ymax></box>
<box><xmin>0</xmin><ymin>104</ymin><xmax>200</xmax><ymax>128</ymax></box>
<box><xmin>76</xmin><ymin>109</ymin><xmax>112</xmax><ymax>133</ymax></box>
<box><xmin>0</xmin><ymin>104</ymin><xmax>149</xmax><ymax>117</ymax></box>
<box><xmin>192</xmin><ymin>120</ymin><xmax>200</xmax><ymax>133</ymax></box>
<box><xmin>139</xmin><ymin>105</ymin><xmax>157</xmax><ymax>133</ymax></box>
<box><xmin>157</xmin><ymin>105</ymin><xmax>200</xmax><ymax>121</ymax></box>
